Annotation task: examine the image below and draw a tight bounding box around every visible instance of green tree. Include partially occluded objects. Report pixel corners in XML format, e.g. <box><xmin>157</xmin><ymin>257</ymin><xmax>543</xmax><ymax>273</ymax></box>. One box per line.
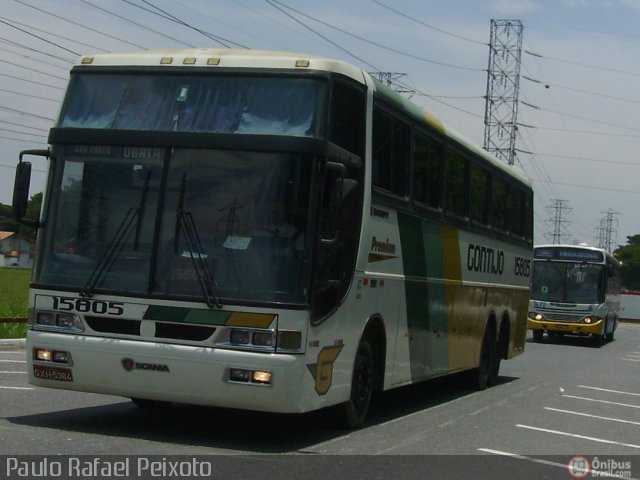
<box><xmin>0</xmin><ymin>193</ymin><xmax>42</xmax><ymax>242</ymax></box>
<box><xmin>614</xmin><ymin>235</ymin><xmax>640</xmax><ymax>290</ymax></box>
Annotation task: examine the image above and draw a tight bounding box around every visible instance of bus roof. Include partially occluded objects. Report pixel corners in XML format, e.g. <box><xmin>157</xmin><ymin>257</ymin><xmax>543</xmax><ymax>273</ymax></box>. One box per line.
<box><xmin>75</xmin><ymin>48</ymin><xmax>531</xmax><ymax>188</ymax></box>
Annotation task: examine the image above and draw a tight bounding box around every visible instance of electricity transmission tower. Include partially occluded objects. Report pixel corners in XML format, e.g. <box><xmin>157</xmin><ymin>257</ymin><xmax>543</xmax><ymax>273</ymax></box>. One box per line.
<box><xmin>545</xmin><ymin>199</ymin><xmax>572</xmax><ymax>244</ymax></box>
<box><xmin>595</xmin><ymin>209</ymin><xmax>619</xmax><ymax>252</ymax></box>
<box><xmin>483</xmin><ymin>19</ymin><xmax>524</xmax><ymax>166</ymax></box>
<box><xmin>370</xmin><ymin>72</ymin><xmax>415</xmax><ymax>96</ymax></box>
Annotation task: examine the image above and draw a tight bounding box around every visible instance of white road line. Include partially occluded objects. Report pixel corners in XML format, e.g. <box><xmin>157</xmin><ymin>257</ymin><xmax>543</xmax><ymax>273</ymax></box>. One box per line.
<box><xmin>516</xmin><ymin>424</ymin><xmax>640</xmax><ymax>450</ymax></box>
<box><xmin>0</xmin><ymin>386</ymin><xmax>34</xmax><ymax>390</ymax></box>
<box><xmin>622</xmin><ymin>358</ymin><xmax>640</xmax><ymax>362</ymax></box>
<box><xmin>0</xmin><ymin>371</ymin><xmax>26</xmax><ymax>374</ymax></box>
<box><xmin>578</xmin><ymin>385</ymin><xmax>640</xmax><ymax>397</ymax></box>
<box><xmin>563</xmin><ymin>394</ymin><xmax>640</xmax><ymax>409</ymax></box>
<box><xmin>544</xmin><ymin>407</ymin><xmax>640</xmax><ymax>426</ymax></box>
<box><xmin>0</xmin><ymin>360</ymin><xmax>26</xmax><ymax>364</ymax></box>
<box><xmin>479</xmin><ymin>449</ymin><xmax>640</xmax><ymax>480</ymax></box>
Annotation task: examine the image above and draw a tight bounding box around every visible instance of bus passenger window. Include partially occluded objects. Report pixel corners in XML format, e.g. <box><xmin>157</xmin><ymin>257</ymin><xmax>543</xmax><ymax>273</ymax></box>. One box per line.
<box><xmin>470</xmin><ymin>165</ymin><xmax>489</xmax><ymax>225</ymax></box>
<box><xmin>372</xmin><ymin>108</ymin><xmax>409</xmax><ymax>197</ymax></box>
<box><xmin>445</xmin><ymin>151</ymin><xmax>467</xmax><ymax>218</ymax></box>
<box><xmin>491</xmin><ymin>177</ymin><xmax>509</xmax><ymax>231</ymax></box>
<box><xmin>414</xmin><ymin>134</ymin><xmax>442</xmax><ymax>209</ymax></box>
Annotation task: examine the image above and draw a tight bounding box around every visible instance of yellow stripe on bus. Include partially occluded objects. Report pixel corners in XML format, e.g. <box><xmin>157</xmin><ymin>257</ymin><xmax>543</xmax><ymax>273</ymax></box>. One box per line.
<box><xmin>226</xmin><ymin>312</ymin><xmax>276</xmax><ymax>328</ymax></box>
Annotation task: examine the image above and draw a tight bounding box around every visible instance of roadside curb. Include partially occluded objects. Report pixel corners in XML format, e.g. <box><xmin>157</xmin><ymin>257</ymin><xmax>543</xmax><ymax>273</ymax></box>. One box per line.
<box><xmin>0</xmin><ymin>338</ymin><xmax>25</xmax><ymax>350</ymax></box>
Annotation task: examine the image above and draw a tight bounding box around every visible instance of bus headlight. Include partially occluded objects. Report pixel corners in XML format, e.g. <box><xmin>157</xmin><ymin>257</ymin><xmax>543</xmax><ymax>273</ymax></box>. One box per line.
<box><xmin>34</xmin><ymin>311</ymin><xmax>84</xmax><ymax>333</ymax></box>
<box><xmin>529</xmin><ymin>312</ymin><xmax>544</xmax><ymax>321</ymax></box>
<box><xmin>583</xmin><ymin>316</ymin><xmax>601</xmax><ymax>324</ymax></box>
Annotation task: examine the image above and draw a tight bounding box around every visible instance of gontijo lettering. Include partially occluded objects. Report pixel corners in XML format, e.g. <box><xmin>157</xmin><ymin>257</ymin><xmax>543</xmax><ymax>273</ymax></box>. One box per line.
<box><xmin>467</xmin><ymin>243</ymin><xmax>505</xmax><ymax>275</ymax></box>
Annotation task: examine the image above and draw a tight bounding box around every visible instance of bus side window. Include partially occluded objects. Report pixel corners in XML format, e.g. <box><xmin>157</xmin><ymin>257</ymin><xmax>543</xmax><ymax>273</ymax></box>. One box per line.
<box><xmin>444</xmin><ymin>150</ymin><xmax>467</xmax><ymax>218</ymax></box>
<box><xmin>470</xmin><ymin>164</ymin><xmax>489</xmax><ymax>225</ymax></box>
<box><xmin>372</xmin><ymin>107</ymin><xmax>409</xmax><ymax>198</ymax></box>
<box><xmin>414</xmin><ymin>134</ymin><xmax>442</xmax><ymax>210</ymax></box>
<box><xmin>491</xmin><ymin>176</ymin><xmax>509</xmax><ymax>232</ymax></box>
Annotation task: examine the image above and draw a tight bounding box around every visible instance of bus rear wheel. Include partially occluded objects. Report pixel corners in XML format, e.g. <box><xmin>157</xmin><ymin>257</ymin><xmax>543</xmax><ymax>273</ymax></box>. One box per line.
<box><xmin>339</xmin><ymin>338</ymin><xmax>374</xmax><ymax>428</ymax></box>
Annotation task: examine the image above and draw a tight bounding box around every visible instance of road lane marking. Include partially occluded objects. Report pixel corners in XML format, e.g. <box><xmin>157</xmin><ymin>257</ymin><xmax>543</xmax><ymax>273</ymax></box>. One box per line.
<box><xmin>563</xmin><ymin>394</ymin><xmax>640</xmax><ymax>409</ymax></box>
<box><xmin>578</xmin><ymin>385</ymin><xmax>640</xmax><ymax>397</ymax></box>
<box><xmin>0</xmin><ymin>386</ymin><xmax>34</xmax><ymax>390</ymax></box>
<box><xmin>622</xmin><ymin>358</ymin><xmax>640</xmax><ymax>362</ymax></box>
<box><xmin>516</xmin><ymin>424</ymin><xmax>640</xmax><ymax>450</ymax></box>
<box><xmin>0</xmin><ymin>371</ymin><xmax>26</xmax><ymax>374</ymax></box>
<box><xmin>0</xmin><ymin>360</ymin><xmax>26</xmax><ymax>364</ymax></box>
<box><xmin>479</xmin><ymin>449</ymin><xmax>640</xmax><ymax>480</ymax></box>
<box><xmin>545</xmin><ymin>407</ymin><xmax>640</xmax><ymax>426</ymax></box>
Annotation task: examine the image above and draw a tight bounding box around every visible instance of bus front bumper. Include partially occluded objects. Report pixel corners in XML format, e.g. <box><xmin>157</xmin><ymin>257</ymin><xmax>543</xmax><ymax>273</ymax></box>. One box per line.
<box><xmin>26</xmin><ymin>331</ymin><xmax>316</xmax><ymax>414</ymax></box>
<box><xmin>527</xmin><ymin>317</ymin><xmax>604</xmax><ymax>335</ymax></box>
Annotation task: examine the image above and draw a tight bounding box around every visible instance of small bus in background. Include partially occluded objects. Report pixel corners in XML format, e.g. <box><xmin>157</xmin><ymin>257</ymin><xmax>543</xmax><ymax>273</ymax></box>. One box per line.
<box><xmin>528</xmin><ymin>244</ymin><xmax>621</xmax><ymax>346</ymax></box>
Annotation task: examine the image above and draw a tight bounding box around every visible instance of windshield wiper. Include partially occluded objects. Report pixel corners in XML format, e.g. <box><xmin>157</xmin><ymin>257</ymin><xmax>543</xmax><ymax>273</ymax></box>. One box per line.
<box><xmin>81</xmin><ymin>207</ymin><xmax>139</xmax><ymax>297</ymax></box>
<box><xmin>175</xmin><ymin>173</ymin><xmax>222</xmax><ymax>309</ymax></box>
<box><xmin>81</xmin><ymin>171</ymin><xmax>151</xmax><ymax>297</ymax></box>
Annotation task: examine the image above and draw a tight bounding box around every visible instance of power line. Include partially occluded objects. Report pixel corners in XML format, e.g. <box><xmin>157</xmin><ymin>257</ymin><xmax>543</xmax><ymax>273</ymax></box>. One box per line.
<box><xmin>523</xmin><ymin>75</ymin><xmax>640</xmax><ymax>105</ymax></box>
<box><xmin>371</xmin><ymin>0</ymin><xmax>487</xmax><ymax>46</ymax></box>
<box><xmin>11</xmin><ymin>0</ymin><xmax>148</xmax><ymax>50</ymax></box>
<box><xmin>0</xmin><ymin>88</ymin><xmax>61</xmax><ymax>103</ymax></box>
<box><xmin>135</xmin><ymin>0</ymin><xmax>249</xmax><ymax>48</ymax></box>
<box><xmin>0</xmin><ymin>16</ymin><xmax>110</xmax><ymax>53</ymax></box>
<box><xmin>267</xmin><ymin>0</ymin><xmax>484</xmax><ymax>72</ymax></box>
<box><xmin>0</xmin><ymin>73</ymin><xmax>64</xmax><ymax>90</ymax></box>
<box><xmin>0</xmin><ymin>36</ymin><xmax>75</xmax><ymax>63</ymax></box>
<box><xmin>1</xmin><ymin>57</ymin><xmax>68</xmax><ymax>81</ymax></box>
<box><xmin>0</xmin><ymin>119</ymin><xmax>49</xmax><ymax>132</ymax></box>
<box><xmin>524</xmin><ymin>49</ymin><xmax>640</xmax><ymax>78</ymax></box>
<box><xmin>0</xmin><ymin>104</ymin><xmax>56</xmax><ymax>122</ymax></box>
<box><xmin>0</xmin><ymin>17</ymin><xmax>80</xmax><ymax>56</ymax></box>
<box><xmin>265</xmin><ymin>0</ymin><xmax>381</xmax><ymax>71</ymax></box>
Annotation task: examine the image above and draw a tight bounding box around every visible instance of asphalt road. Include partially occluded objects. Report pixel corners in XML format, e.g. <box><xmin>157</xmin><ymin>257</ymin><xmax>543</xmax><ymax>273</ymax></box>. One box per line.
<box><xmin>1</xmin><ymin>324</ymin><xmax>639</xmax><ymax>479</ymax></box>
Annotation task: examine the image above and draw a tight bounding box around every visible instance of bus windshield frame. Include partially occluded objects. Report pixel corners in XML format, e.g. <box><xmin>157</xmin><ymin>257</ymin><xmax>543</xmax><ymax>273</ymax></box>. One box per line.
<box><xmin>530</xmin><ymin>260</ymin><xmax>605</xmax><ymax>304</ymax></box>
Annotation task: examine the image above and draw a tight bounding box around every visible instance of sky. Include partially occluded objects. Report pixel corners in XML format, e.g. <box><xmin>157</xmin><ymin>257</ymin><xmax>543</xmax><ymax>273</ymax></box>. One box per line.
<box><xmin>1</xmin><ymin>0</ymin><xmax>640</xmax><ymax>249</ymax></box>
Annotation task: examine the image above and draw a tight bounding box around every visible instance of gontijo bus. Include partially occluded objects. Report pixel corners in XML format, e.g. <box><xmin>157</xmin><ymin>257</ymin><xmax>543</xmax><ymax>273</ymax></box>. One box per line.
<box><xmin>13</xmin><ymin>49</ymin><xmax>533</xmax><ymax>427</ymax></box>
<box><xmin>528</xmin><ymin>244</ymin><xmax>621</xmax><ymax>346</ymax></box>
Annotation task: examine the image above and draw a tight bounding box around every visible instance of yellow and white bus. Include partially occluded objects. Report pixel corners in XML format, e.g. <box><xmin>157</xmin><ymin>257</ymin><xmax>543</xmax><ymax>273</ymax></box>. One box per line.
<box><xmin>14</xmin><ymin>49</ymin><xmax>533</xmax><ymax>427</ymax></box>
<box><xmin>528</xmin><ymin>244</ymin><xmax>621</xmax><ymax>346</ymax></box>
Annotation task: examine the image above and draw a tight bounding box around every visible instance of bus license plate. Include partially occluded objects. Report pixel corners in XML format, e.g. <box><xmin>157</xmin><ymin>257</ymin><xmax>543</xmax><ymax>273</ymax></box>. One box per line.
<box><xmin>555</xmin><ymin>325</ymin><xmax>568</xmax><ymax>330</ymax></box>
<box><xmin>33</xmin><ymin>365</ymin><xmax>73</xmax><ymax>382</ymax></box>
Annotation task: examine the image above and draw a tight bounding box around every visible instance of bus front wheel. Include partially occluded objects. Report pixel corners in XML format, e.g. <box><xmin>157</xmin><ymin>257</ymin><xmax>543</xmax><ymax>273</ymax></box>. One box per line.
<box><xmin>532</xmin><ymin>329</ymin><xmax>543</xmax><ymax>342</ymax></box>
<box><xmin>339</xmin><ymin>338</ymin><xmax>374</xmax><ymax>428</ymax></box>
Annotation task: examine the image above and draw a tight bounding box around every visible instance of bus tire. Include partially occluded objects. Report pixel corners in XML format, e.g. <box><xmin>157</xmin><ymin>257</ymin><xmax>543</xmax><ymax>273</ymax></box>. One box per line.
<box><xmin>605</xmin><ymin>318</ymin><xmax>615</xmax><ymax>342</ymax></box>
<box><xmin>532</xmin><ymin>329</ymin><xmax>543</xmax><ymax>342</ymax></box>
<box><xmin>131</xmin><ymin>398</ymin><xmax>172</xmax><ymax>410</ymax></box>
<box><xmin>339</xmin><ymin>338</ymin><xmax>374</xmax><ymax>428</ymax></box>
<box><xmin>475</xmin><ymin>324</ymin><xmax>496</xmax><ymax>391</ymax></box>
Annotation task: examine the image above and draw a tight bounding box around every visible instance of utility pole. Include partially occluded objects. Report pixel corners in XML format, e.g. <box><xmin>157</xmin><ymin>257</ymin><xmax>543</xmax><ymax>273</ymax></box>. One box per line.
<box><xmin>483</xmin><ymin>19</ymin><xmax>523</xmax><ymax>166</ymax></box>
<box><xmin>545</xmin><ymin>199</ymin><xmax>572</xmax><ymax>244</ymax></box>
<box><xmin>596</xmin><ymin>209</ymin><xmax>619</xmax><ymax>252</ymax></box>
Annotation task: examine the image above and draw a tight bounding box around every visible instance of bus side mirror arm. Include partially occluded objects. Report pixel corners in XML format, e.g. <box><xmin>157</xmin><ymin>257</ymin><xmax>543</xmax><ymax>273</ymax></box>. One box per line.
<box><xmin>13</xmin><ymin>149</ymin><xmax>49</xmax><ymax>228</ymax></box>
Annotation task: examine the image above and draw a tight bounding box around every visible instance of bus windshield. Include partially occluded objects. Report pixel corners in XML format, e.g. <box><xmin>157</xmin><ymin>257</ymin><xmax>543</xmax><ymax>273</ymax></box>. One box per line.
<box><xmin>58</xmin><ymin>73</ymin><xmax>325</xmax><ymax>137</ymax></box>
<box><xmin>531</xmin><ymin>262</ymin><xmax>605</xmax><ymax>304</ymax></box>
<box><xmin>37</xmin><ymin>145</ymin><xmax>315</xmax><ymax>305</ymax></box>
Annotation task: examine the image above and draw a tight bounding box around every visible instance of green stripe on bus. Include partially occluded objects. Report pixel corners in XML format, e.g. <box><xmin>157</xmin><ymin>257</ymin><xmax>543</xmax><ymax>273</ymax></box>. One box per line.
<box><xmin>144</xmin><ymin>305</ymin><xmax>230</xmax><ymax>325</ymax></box>
<box><xmin>398</xmin><ymin>213</ymin><xmax>450</xmax><ymax>381</ymax></box>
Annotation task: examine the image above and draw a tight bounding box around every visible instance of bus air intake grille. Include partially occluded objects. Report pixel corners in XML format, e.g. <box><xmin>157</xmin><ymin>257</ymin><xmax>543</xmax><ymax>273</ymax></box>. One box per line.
<box><xmin>85</xmin><ymin>317</ymin><xmax>141</xmax><ymax>335</ymax></box>
<box><xmin>155</xmin><ymin>322</ymin><xmax>216</xmax><ymax>341</ymax></box>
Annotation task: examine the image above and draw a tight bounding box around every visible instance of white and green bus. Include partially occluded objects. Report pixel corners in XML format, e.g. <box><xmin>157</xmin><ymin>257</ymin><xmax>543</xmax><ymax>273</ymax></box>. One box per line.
<box><xmin>528</xmin><ymin>244</ymin><xmax>621</xmax><ymax>346</ymax></box>
<box><xmin>14</xmin><ymin>49</ymin><xmax>533</xmax><ymax>427</ymax></box>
